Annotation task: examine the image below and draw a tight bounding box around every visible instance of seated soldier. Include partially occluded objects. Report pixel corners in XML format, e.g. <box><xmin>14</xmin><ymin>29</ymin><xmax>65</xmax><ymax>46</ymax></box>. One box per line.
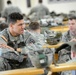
<box><xmin>57</xmin><ymin>16</ymin><xmax>76</xmax><ymax>63</ymax></box>
<box><xmin>24</xmin><ymin>22</ymin><xmax>55</xmax><ymax>69</ymax></box>
<box><xmin>0</xmin><ymin>13</ymin><xmax>43</xmax><ymax>71</ymax></box>
<box><xmin>57</xmin><ymin>16</ymin><xmax>76</xmax><ymax>75</ymax></box>
<box><xmin>25</xmin><ymin>22</ymin><xmax>46</xmax><ymax>46</ymax></box>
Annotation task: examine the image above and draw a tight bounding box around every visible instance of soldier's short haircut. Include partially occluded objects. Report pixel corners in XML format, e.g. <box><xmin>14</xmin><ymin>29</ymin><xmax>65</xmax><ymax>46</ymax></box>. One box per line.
<box><xmin>29</xmin><ymin>22</ymin><xmax>40</xmax><ymax>30</ymax></box>
<box><xmin>7</xmin><ymin>12</ymin><xmax>23</xmax><ymax>24</ymax></box>
<box><xmin>39</xmin><ymin>0</ymin><xmax>42</xmax><ymax>3</ymax></box>
<box><xmin>69</xmin><ymin>16</ymin><xmax>76</xmax><ymax>20</ymax></box>
<box><xmin>7</xmin><ymin>0</ymin><xmax>12</xmax><ymax>5</ymax></box>
<box><xmin>0</xmin><ymin>22</ymin><xmax>8</xmax><ymax>31</ymax></box>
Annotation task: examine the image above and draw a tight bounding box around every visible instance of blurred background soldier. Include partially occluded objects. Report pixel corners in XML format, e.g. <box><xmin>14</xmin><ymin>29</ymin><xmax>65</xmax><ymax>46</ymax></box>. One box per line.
<box><xmin>25</xmin><ymin>22</ymin><xmax>45</xmax><ymax>46</ymax></box>
<box><xmin>28</xmin><ymin>0</ymin><xmax>50</xmax><ymax>21</ymax></box>
<box><xmin>1</xmin><ymin>0</ymin><xmax>22</xmax><ymax>21</ymax></box>
<box><xmin>57</xmin><ymin>16</ymin><xmax>76</xmax><ymax>75</ymax></box>
<box><xmin>57</xmin><ymin>16</ymin><xmax>76</xmax><ymax>63</ymax></box>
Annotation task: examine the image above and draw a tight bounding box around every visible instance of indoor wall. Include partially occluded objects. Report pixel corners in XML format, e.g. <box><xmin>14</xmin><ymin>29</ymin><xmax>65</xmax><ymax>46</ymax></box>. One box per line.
<box><xmin>2</xmin><ymin>0</ymin><xmax>76</xmax><ymax>15</ymax></box>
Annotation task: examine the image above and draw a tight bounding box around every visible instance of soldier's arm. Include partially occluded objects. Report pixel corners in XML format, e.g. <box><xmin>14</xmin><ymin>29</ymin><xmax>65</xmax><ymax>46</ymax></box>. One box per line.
<box><xmin>70</xmin><ymin>38</ymin><xmax>76</xmax><ymax>42</ymax></box>
<box><xmin>17</xmin><ymin>34</ymin><xmax>45</xmax><ymax>55</ymax></box>
<box><xmin>0</xmin><ymin>35</ymin><xmax>27</xmax><ymax>63</ymax></box>
<box><xmin>1</xmin><ymin>51</ymin><xmax>27</xmax><ymax>63</ymax></box>
<box><xmin>17</xmin><ymin>44</ymin><xmax>43</xmax><ymax>55</ymax></box>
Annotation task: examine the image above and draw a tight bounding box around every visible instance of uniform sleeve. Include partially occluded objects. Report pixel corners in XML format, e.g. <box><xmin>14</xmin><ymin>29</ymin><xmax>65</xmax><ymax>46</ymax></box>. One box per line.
<box><xmin>20</xmin><ymin>34</ymin><xmax>45</xmax><ymax>55</ymax></box>
<box><xmin>2</xmin><ymin>51</ymin><xmax>24</xmax><ymax>62</ymax></box>
<box><xmin>20</xmin><ymin>42</ymin><xmax>44</xmax><ymax>55</ymax></box>
<box><xmin>0</xmin><ymin>36</ymin><xmax>7</xmax><ymax>44</ymax></box>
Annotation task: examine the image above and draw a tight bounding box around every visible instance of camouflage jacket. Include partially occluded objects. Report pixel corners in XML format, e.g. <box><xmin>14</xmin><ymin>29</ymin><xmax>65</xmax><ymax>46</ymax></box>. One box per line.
<box><xmin>1</xmin><ymin>5</ymin><xmax>21</xmax><ymax>19</ymax></box>
<box><xmin>59</xmin><ymin>31</ymin><xmax>76</xmax><ymax>75</ymax></box>
<box><xmin>28</xmin><ymin>4</ymin><xmax>50</xmax><ymax>21</ymax></box>
<box><xmin>57</xmin><ymin>30</ymin><xmax>71</xmax><ymax>63</ymax></box>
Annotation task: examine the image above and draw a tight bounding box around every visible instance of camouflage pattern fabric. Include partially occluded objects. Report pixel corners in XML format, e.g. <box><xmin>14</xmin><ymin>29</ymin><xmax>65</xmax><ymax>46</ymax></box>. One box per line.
<box><xmin>1</xmin><ymin>5</ymin><xmax>21</xmax><ymax>19</ymax></box>
<box><xmin>59</xmin><ymin>31</ymin><xmax>76</xmax><ymax>75</ymax></box>
<box><xmin>28</xmin><ymin>4</ymin><xmax>50</xmax><ymax>21</ymax></box>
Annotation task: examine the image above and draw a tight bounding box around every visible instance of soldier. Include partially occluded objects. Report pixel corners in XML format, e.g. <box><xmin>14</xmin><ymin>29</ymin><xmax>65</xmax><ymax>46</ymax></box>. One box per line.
<box><xmin>57</xmin><ymin>16</ymin><xmax>76</xmax><ymax>63</ymax></box>
<box><xmin>26</xmin><ymin>22</ymin><xmax>45</xmax><ymax>46</ymax></box>
<box><xmin>61</xmin><ymin>16</ymin><xmax>76</xmax><ymax>42</ymax></box>
<box><xmin>0</xmin><ymin>12</ymin><xmax>45</xmax><ymax>71</ymax></box>
<box><xmin>58</xmin><ymin>16</ymin><xmax>76</xmax><ymax>75</ymax></box>
<box><xmin>1</xmin><ymin>0</ymin><xmax>22</xmax><ymax>21</ymax></box>
<box><xmin>28</xmin><ymin>0</ymin><xmax>50</xmax><ymax>21</ymax></box>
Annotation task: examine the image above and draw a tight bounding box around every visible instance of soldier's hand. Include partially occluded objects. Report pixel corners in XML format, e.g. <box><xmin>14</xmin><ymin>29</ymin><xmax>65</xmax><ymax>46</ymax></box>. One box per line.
<box><xmin>0</xmin><ymin>44</ymin><xmax>14</xmax><ymax>50</ymax></box>
<box><xmin>23</xmin><ymin>55</ymin><xmax>27</xmax><ymax>59</ymax></box>
<box><xmin>17</xmin><ymin>48</ymin><xmax>21</xmax><ymax>52</ymax></box>
<box><xmin>70</xmin><ymin>38</ymin><xmax>76</xmax><ymax>42</ymax></box>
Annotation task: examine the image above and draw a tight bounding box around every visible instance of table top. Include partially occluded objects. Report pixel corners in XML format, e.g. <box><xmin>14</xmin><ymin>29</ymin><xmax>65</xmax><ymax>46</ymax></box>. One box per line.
<box><xmin>49</xmin><ymin>25</ymin><xmax>69</xmax><ymax>32</ymax></box>
<box><xmin>43</xmin><ymin>42</ymin><xmax>63</xmax><ymax>48</ymax></box>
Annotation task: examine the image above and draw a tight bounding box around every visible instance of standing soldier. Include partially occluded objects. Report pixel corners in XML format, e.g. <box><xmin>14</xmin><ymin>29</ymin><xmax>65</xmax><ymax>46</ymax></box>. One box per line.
<box><xmin>28</xmin><ymin>0</ymin><xmax>50</xmax><ymax>21</ymax></box>
<box><xmin>1</xmin><ymin>0</ymin><xmax>22</xmax><ymax>21</ymax></box>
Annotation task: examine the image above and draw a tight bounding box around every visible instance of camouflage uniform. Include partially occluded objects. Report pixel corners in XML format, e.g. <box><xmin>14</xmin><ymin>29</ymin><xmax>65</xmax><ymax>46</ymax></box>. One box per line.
<box><xmin>59</xmin><ymin>30</ymin><xmax>76</xmax><ymax>75</ymax></box>
<box><xmin>1</xmin><ymin>5</ymin><xmax>21</xmax><ymax>20</ymax></box>
<box><xmin>28</xmin><ymin>4</ymin><xmax>50</xmax><ymax>21</ymax></box>
<box><xmin>58</xmin><ymin>30</ymin><xmax>71</xmax><ymax>63</ymax></box>
<box><xmin>61</xmin><ymin>30</ymin><xmax>71</xmax><ymax>42</ymax></box>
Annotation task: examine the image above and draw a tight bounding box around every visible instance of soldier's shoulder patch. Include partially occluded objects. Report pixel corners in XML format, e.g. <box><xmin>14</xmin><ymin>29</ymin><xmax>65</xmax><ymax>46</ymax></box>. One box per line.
<box><xmin>1</xmin><ymin>35</ymin><xmax>8</xmax><ymax>42</ymax></box>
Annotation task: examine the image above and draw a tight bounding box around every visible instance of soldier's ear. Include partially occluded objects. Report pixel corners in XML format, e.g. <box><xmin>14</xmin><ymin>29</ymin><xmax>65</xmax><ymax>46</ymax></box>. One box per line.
<box><xmin>10</xmin><ymin>23</ymin><xmax>13</xmax><ymax>27</ymax></box>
